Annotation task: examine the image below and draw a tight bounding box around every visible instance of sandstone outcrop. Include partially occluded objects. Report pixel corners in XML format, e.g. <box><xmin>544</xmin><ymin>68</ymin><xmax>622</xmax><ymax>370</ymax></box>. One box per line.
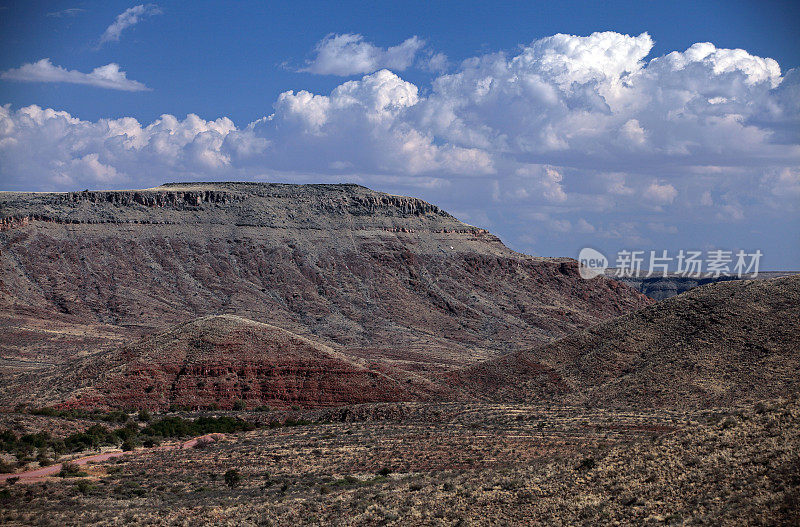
<box><xmin>46</xmin><ymin>315</ymin><xmax>429</xmax><ymax>410</ymax></box>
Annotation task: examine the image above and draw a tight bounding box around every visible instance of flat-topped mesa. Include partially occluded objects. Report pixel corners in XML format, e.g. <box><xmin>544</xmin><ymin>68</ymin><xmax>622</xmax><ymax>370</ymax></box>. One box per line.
<box><xmin>0</xmin><ymin>183</ymin><xmax>470</xmax><ymax>233</ymax></box>
<box><xmin>0</xmin><ymin>181</ymin><xmax>652</xmax><ymax>379</ymax></box>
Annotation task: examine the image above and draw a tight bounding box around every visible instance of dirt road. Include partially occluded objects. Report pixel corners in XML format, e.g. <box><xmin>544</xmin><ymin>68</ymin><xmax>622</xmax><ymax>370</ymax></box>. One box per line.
<box><xmin>0</xmin><ymin>433</ymin><xmax>224</xmax><ymax>483</ymax></box>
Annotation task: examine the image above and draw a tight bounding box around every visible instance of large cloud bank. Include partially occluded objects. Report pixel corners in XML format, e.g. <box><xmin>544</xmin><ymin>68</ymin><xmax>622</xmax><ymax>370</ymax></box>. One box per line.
<box><xmin>1</xmin><ymin>32</ymin><xmax>798</xmax><ymax>259</ymax></box>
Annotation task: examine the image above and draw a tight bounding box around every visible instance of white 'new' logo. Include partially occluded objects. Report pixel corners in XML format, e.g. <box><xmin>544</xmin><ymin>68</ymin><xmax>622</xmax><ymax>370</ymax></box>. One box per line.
<box><xmin>578</xmin><ymin>247</ymin><xmax>608</xmax><ymax>279</ymax></box>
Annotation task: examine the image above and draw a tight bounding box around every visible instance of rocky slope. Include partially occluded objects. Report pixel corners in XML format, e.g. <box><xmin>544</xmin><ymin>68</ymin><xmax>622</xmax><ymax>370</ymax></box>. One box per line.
<box><xmin>454</xmin><ymin>275</ymin><xmax>800</xmax><ymax>409</ymax></box>
<box><xmin>1</xmin><ymin>183</ymin><xmax>650</xmax><ymax>378</ymax></box>
<box><xmin>20</xmin><ymin>315</ymin><xmax>430</xmax><ymax>410</ymax></box>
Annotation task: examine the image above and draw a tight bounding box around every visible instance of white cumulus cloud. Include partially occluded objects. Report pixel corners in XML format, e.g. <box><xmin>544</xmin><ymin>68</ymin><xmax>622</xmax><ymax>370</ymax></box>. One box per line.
<box><xmin>302</xmin><ymin>33</ymin><xmax>425</xmax><ymax>76</ymax></box>
<box><xmin>643</xmin><ymin>182</ymin><xmax>678</xmax><ymax>205</ymax></box>
<box><xmin>260</xmin><ymin>69</ymin><xmax>493</xmax><ymax>176</ymax></box>
<box><xmin>0</xmin><ymin>105</ymin><xmax>240</xmax><ymax>188</ymax></box>
<box><xmin>1</xmin><ymin>31</ymin><xmax>798</xmax><ymax>265</ymax></box>
<box><xmin>1</xmin><ymin>59</ymin><xmax>149</xmax><ymax>91</ymax></box>
<box><xmin>416</xmin><ymin>31</ymin><xmax>790</xmax><ymax>165</ymax></box>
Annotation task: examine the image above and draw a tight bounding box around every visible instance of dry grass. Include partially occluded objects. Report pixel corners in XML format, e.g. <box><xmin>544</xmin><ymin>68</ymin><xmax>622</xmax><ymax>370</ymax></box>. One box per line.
<box><xmin>1</xmin><ymin>397</ymin><xmax>796</xmax><ymax>525</ymax></box>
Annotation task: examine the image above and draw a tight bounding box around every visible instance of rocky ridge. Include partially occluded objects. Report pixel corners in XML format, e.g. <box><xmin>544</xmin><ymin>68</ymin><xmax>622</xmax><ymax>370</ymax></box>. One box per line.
<box><xmin>607</xmin><ymin>270</ymin><xmax>796</xmax><ymax>300</ymax></box>
<box><xmin>454</xmin><ymin>275</ymin><xmax>800</xmax><ymax>409</ymax></box>
<box><xmin>0</xmin><ymin>183</ymin><xmax>471</xmax><ymax>233</ymax></box>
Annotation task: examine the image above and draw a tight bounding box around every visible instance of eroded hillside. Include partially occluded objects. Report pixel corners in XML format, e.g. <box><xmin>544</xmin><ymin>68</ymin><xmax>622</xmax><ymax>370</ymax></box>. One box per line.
<box><xmin>1</xmin><ymin>183</ymin><xmax>650</xmax><ymax>377</ymax></box>
<box><xmin>455</xmin><ymin>275</ymin><xmax>800</xmax><ymax>409</ymax></box>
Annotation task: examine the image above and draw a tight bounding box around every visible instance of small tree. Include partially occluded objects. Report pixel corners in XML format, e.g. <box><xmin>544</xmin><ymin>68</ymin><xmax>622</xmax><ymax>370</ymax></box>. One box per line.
<box><xmin>233</xmin><ymin>400</ymin><xmax>247</xmax><ymax>411</ymax></box>
<box><xmin>0</xmin><ymin>459</ymin><xmax>15</xmax><ymax>474</ymax></box>
<box><xmin>577</xmin><ymin>456</ymin><xmax>596</xmax><ymax>471</ymax></box>
<box><xmin>76</xmin><ymin>480</ymin><xmax>92</xmax><ymax>495</ymax></box>
<box><xmin>137</xmin><ymin>409</ymin><xmax>151</xmax><ymax>422</ymax></box>
<box><xmin>58</xmin><ymin>461</ymin><xmax>85</xmax><ymax>478</ymax></box>
<box><xmin>36</xmin><ymin>447</ymin><xmax>52</xmax><ymax>467</ymax></box>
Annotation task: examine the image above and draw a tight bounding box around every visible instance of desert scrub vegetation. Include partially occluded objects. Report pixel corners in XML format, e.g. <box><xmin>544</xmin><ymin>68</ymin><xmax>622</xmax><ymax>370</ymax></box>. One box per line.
<box><xmin>224</xmin><ymin>469</ymin><xmax>241</xmax><ymax>487</ymax></box>
<box><xmin>28</xmin><ymin>407</ymin><xmax>135</xmax><ymax>423</ymax></box>
<box><xmin>0</xmin><ymin>424</ymin><xmax>134</xmax><ymax>463</ymax></box>
<box><xmin>0</xmin><ymin>415</ymin><xmax>258</xmax><ymax>471</ymax></box>
<box><xmin>0</xmin><ymin>399</ymin><xmax>796</xmax><ymax>525</ymax></box>
<box><xmin>57</xmin><ymin>461</ymin><xmax>87</xmax><ymax>478</ymax></box>
<box><xmin>141</xmin><ymin>415</ymin><xmax>255</xmax><ymax>437</ymax></box>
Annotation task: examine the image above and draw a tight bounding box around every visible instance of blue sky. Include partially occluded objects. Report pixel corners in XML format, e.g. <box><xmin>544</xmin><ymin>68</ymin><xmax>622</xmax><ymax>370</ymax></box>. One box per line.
<box><xmin>1</xmin><ymin>1</ymin><xmax>799</xmax><ymax>268</ymax></box>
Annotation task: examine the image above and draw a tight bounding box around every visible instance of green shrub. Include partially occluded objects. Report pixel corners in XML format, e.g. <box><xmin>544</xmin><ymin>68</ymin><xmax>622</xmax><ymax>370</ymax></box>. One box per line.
<box><xmin>19</xmin><ymin>432</ymin><xmax>50</xmax><ymax>449</ymax></box>
<box><xmin>101</xmin><ymin>410</ymin><xmax>130</xmax><ymax>424</ymax></box>
<box><xmin>142</xmin><ymin>416</ymin><xmax>255</xmax><ymax>438</ymax></box>
<box><xmin>29</xmin><ymin>407</ymin><xmax>98</xmax><ymax>420</ymax></box>
<box><xmin>577</xmin><ymin>457</ymin><xmax>596</xmax><ymax>471</ymax></box>
<box><xmin>36</xmin><ymin>448</ymin><xmax>52</xmax><ymax>466</ymax></box>
<box><xmin>58</xmin><ymin>461</ymin><xmax>86</xmax><ymax>478</ymax></box>
<box><xmin>0</xmin><ymin>459</ymin><xmax>15</xmax><ymax>473</ymax></box>
<box><xmin>283</xmin><ymin>418</ymin><xmax>311</xmax><ymax>427</ymax></box>
<box><xmin>15</xmin><ymin>445</ymin><xmax>34</xmax><ymax>463</ymax></box>
<box><xmin>76</xmin><ymin>480</ymin><xmax>92</xmax><ymax>495</ymax></box>
<box><xmin>331</xmin><ymin>475</ymin><xmax>360</xmax><ymax>488</ymax></box>
<box><xmin>63</xmin><ymin>424</ymin><xmax>118</xmax><ymax>452</ymax></box>
<box><xmin>224</xmin><ymin>469</ymin><xmax>241</xmax><ymax>487</ymax></box>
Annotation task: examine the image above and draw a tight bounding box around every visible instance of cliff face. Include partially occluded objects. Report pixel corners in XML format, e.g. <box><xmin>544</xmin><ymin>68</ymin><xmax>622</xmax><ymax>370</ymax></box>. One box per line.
<box><xmin>0</xmin><ymin>183</ymin><xmax>462</xmax><ymax>232</ymax></box>
<box><xmin>1</xmin><ymin>182</ymin><xmax>652</xmax><ymax>408</ymax></box>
